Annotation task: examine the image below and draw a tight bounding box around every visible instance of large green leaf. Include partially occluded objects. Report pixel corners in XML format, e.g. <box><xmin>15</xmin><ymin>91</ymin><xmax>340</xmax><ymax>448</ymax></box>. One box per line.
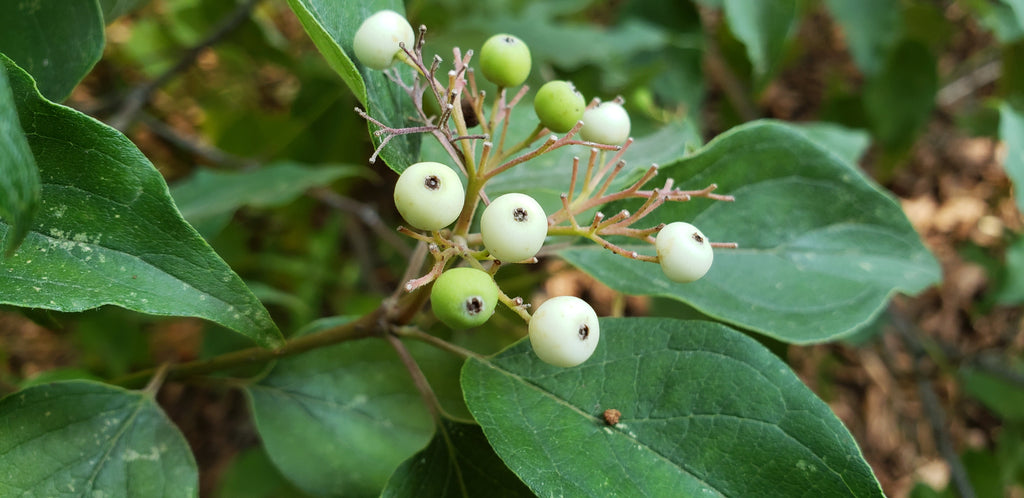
<box><xmin>0</xmin><ymin>60</ymin><xmax>40</xmax><ymax>257</ymax></box>
<box><xmin>823</xmin><ymin>0</ymin><xmax>902</xmax><ymax>77</ymax></box>
<box><xmin>0</xmin><ymin>55</ymin><xmax>283</xmax><ymax>348</ymax></box>
<box><xmin>382</xmin><ymin>420</ymin><xmax>532</xmax><ymax>497</ymax></box>
<box><xmin>0</xmin><ymin>0</ymin><xmax>105</xmax><ymax>102</ymax></box>
<box><xmin>169</xmin><ymin>161</ymin><xmax>363</xmax><ymax>237</ymax></box>
<box><xmin>1001</xmin><ymin>104</ymin><xmax>1024</xmax><ymax>214</ymax></box>
<box><xmin>246</xmin><ymin>337</ymin><xmax>464</xmax><ymax>496</ymax></box>
<box><xmin>285</xmin><ymin>0</ymin><xmax>419</xmax><ymax>172</ymax></box>
<box><xmin>721</xmin><ymin>0</ymin><xmax>798</xmax><ymax>80</ymax></box>
<box><xmin>462</xmin><ymin>318</ymin><xmax>884</xmax><ymax>497</ymax></box>
<box><xmin>0</xmin><ymin>380</ymin><xmax>198</xmax><ymax>496</ymax></box>
<box><xmin>100</xmin><ymin>0</ymin><xmax>152</xmax><ymax>23</ymax></box>
<box><xmin>561</xmin><ymin>121</ymin><xmax>940</xmax><ymax>343</ymax></box>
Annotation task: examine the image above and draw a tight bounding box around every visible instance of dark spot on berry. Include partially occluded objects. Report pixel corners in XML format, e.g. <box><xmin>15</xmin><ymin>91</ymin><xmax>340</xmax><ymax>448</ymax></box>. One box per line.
<box><xmin>503</xmin><ymin>35</ymin><xmax>516</xmax><ymax>44</ymax></box>
<box><xmin>691</xmin><ymin>232</ymin><xmax>704</xmax><ymax>244</ymax></box>
<box><xmin>512</xmin><ymin>207</ymin><xmax>528</xmax><ymax>222</ymax></box>
<box><xmin>424</xmin><ymin>175</ymin><xmax>440</xmax><ymax>190</ymax></box>
<box><xmin>464</xmin><ymin>296</ymin><xmax>483</xmax><ymax>316</ymax></box>
<box><xmin>578</xmin><ymin>323</ymin><xmax>589</xmax><ymax>340</ymax></box>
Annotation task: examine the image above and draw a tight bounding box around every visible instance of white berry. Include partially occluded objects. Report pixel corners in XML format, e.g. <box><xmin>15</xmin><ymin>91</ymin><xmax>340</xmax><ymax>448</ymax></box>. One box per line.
<box><xmin>352</xmin><ymin>10</ymin><xmax>415</xmax><ymax>70</ymax></box>
<box><xmin>480</xmin><ymin>193</ymin><xmax>547</xmax><ymax>262</ymax></box>
<box><xmin>580</xmin><ymin>102</ymin><xmax>631</xmax><ymax>145</ymax></box>
<box><xmin>393</xmin><ymin>162</ymin><xmax>465</xmax><ymax>231</ymax></box>
<box><xmin>655</xmin><ymin>221</ymin><xmax>713</xmax><ymax>283</ymax></box>
<box><xmin>528</xmin><ymin>296</ymin><xmax>600</xmax><ymax>367</ymax></box>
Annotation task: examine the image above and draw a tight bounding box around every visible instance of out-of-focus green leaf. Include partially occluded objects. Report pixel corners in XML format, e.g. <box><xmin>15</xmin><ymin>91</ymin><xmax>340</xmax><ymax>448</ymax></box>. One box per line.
<box><xmin>824</xmin><ymin>0</ymin><xmax>902</xmax><ymax>77</ymax></box>
<box><xmin>0</xmin><ymin>381</ymin><xmax>198</xmax><ymax>496</ymax></box>
<box><xmin>561</xmin><ymin>121</ymin><xmax>940</xmax><ymax>344</ymax></box>
<box><xmin>0</xmin><ymin>60</ymin><xmax>40</xmax><ymax>257</ymax></box>
<box><xmin>170</xmin><ymin>161</ymin><xmax>362</xmax><ymax>237</ymax></box>
<box><xmin>865</xmin><ymin>40</ymin><xmax>937</xmax><ymax>150</ymax></box>
<box><xmin>721</xmin><ymin>0</ymin><xmax>798</xmax><ymax>80</ymax></box>
<box><xmin>1000</xmin><ymin>104</ymin><xmax>1024</xmax><ymax>214</ymax></box>
<box><xmin>247</xmin><ymin>337</ymin><xmax>465</xmax><ymax>496</ymax></box>
<box><xmin>100</xmin><ymin>0</ymin><xmax>152</xmax><ymax>22</ymax></box>
<box><xmin>382</xmin><ymin>420</ymin><xmax>532</xmax><ymax>497</ymax></box>
<box><xmin>961</xmin><ymin>362</ymin><xmax>1024</xmax><ymax>421</ymax></box>
<box><xmin>998</xmin><ymin>235</ymin><xmax>1024</xmax><ymax>304</ymax></box>
<box><xmin>216</xmin><ymin>446</ymin><xmax>313</xmax><ymax>498</ymax></box>
<box><xmin>0</xmin><ymin>55</ymin><xmax>283</xmax><ymax>348</ymax></box>
<box><xmin>285</xmin><ymin>0</ymin><xmax>419</xmax><ymax>173</ymax></box>
<box><xmin>462</xmin><ymin>318</ymin><xmax>884</xmax><ymax>497</ymax></box>
<box><xmin>0</xmin><ymin>0</ymin><xmax>105</xmax><ymax>101</ymax></box>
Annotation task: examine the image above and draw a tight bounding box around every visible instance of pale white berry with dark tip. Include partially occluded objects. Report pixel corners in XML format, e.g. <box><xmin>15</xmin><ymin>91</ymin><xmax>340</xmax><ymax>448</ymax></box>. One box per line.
<box><xmin>528</xmin><ymin>296</ymin><xmax>600</xmax><ymax>367</ymax></box>
<box><xmin>480</xmin><ymin>193</ymin><xmax>547</xmax><ymax>262</ymax></box>
<box><xmin>393</xmin><ymin>162</ymin><xmax>464</xmax><ymax>231</ymax></box>
<box><xmin>655</xmin><ymin>221</ymin><xmax>714</xmax><ymax>283</ymax></box>
<box><xmin>352</xmin><ymin>10</ymin><xmax>415</xmax><ymax>70</ymax></box>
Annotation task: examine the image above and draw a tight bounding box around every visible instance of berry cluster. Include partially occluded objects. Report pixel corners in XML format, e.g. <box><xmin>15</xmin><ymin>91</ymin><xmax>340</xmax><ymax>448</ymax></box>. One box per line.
<box><xmin>352</xmin><ymin>11</ymin><xmax>735</xmax><ymax>367</ymax></box>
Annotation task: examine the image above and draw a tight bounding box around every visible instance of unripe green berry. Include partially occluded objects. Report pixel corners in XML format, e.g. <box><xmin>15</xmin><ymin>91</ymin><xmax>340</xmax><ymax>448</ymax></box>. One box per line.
<box><xmin>529</xmin><ymin>296</ymin><xmax>600</xmax><ymax>367</ymax></box>
<box><xmin>480</xmin><ymin>193</ymin><xmax>547</xmax><ymax>262</ymax></box>
<box><xmin>479</xmin><ymin>34</ymin><xmax>531</xmax><ymax>88</ymax></box>
<box><xmin>352</xmin><ymin>10</ymin><xmax>415</xmax><ymax>70</ymax></box>
<box><xmin>393</xmin><ymin>162</ymin><xmax>465</xmax><ymax>231</ymax></box>
<box><xmin>533</xmin><ymin>80</ymin><xmax>585</xmax><ymax>133</ymax></box>
<box><xmin>430</xmin><ymin>267</ymin><xmax>499</xmax><ymax>329</ymax></box>
<box><xmin>580</xmin><ymin>102</ymin><xmax>631</xmax><ymax>145</ymax></box>
<box><xmin>655</xmin><ymin>221</ymin><xmax>714</xmax><ymax>283</ymax></box>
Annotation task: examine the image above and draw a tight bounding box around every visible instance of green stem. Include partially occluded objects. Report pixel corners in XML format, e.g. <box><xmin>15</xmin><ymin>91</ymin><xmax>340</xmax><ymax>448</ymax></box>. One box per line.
<box><xmin>111</xmin><ymin>287</ymin><xmax>432</xmax><ymax>389</ymax></box>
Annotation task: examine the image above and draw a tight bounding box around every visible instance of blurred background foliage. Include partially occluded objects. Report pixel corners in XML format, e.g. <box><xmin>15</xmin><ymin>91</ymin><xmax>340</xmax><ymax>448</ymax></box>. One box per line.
<box><xmin>2</xmin><ymin>0</ymin><xmax>1024</xmax><ymax>495</ymax></box>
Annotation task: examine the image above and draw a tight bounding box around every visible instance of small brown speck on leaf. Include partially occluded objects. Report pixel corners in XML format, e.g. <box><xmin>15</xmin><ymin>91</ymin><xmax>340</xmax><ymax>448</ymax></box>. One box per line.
<box><xmin>603</xmin><ymin>408</ymin><xmax>621</xmax><ymax>426</ymax></box>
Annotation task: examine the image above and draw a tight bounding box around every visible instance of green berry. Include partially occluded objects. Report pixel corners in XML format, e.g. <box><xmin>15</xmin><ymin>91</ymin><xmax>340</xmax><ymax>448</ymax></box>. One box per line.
<box><xmin>580</xmin><ymin>101</ymin><xmax>631</xmax><ymax>145</ymax></box>
<box><xmin>533</xmin><ymin>80</ymin><xmax>585</xmax><ymax>133</ymax></box>
<box><xmin>480</xmin><ymin>193</ymin><xmax>547</xmax><ymax>262</ymax></box>
<box><xmin>528</xmin><ymin>296</ymin><xmax>599</xmax><ymax>367</ymax></box>
<box><xmin>430</xmin><ymin>267</ymin><xmax>499</xmax><ymax>329</ymax></box>
<box><xmin>479</xmin><ymin>34</ymin><xmax>531</xmax><ymax>88</ymax></box>
<box><xmin>655</xmin><ymin>221</ymin><xmax>713</xmax><ymax>283</ymax></box>
<box><xmin>393</xmin><ymin>162</ymin><xmax>465</xmax><ymax>231</ymax></box>
<box><xmin>353</xmin><ymin>10</ymin><xmax>415</xmax><ymax>70</ymax></box>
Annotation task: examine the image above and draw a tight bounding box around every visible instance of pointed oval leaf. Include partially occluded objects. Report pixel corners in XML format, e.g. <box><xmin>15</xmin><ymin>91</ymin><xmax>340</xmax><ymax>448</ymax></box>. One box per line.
<box><xmin>0</xmin><ymin>0</ymin><xmax>105</xmax><ymax>102</ymax></box>
<box><xmin>462</xmin><ymin>318</ymin><xmax>883</xmax><ymax>497</ymax></box>
<box><xmin>285</xmin><ymin>0</ymin><xmax>419</xmax><ymax>172</ymax></box>
<box><xmin>560</xmin><ymin>121</ymin><xmax>940</xmax><ymax>344</ymax></box>
<box><xmin>0</xmin><ymin>60</ymin><xmax>40</xmax><ymax>257</ymax></box>
<box><xmin>823</xmin><ymin>0</ymin><xmax>902</xmax><ymax>77</ymax></box>
<box><xmin>0</xmin><ymin>380</ymin><xmax>198</xmax><ymax>496</ymax></box>
<box><xmin>1000</xmin><ymin>103</ymin><xmax>1024</xmax><ymax>214</ymax></box>
<box><xmin>382</xmin><ymin>419</ymin><xmax>532</xmax><ymax>497</ymax></box>
<box><xmin>0</xmin><ymin>55</ymin><xmax>282</xmax><ymax>348</ymax></box>
<box><xmin>246</xmin><ymin>337</ymin><xmax>463</xmax><ymax>496</ymax></box>
<box><xmin>721</xmin><ymin>0</ymin><xmax>798</xmax><ymax>80</ymax></box>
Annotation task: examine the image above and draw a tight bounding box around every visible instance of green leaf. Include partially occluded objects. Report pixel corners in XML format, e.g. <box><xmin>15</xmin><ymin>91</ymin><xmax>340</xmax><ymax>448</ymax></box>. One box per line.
<box><xmin>100</xmin><ymin>0</ymin><xmax>153</xmax><ymax>23</ymax></box>
<box><xmin>960</xmin><ymin>362</ymin><xmax>1024</xmax><ymax>421</ymax></box>
<box><xmin>792</xmin><ymin>121</ymin><xmax>871</xmax><ymax>166</ymax></box>
<box><xmin>0</xmin><ymin>380</ymin><xmax>198</xmax><ymax>496</ymax></box>
<box><xmin>823</xmin><ymin>0</ymin><xmax>902</xmax><ymax>77</ymax></box>
<box><xmin>462</xmin><ymin>318</ymin><xmax>884</xmax><ymax>497</ymax></box>
<box><xmin>0</xmin><ymin>60</ymin><xmax>40</xmax><ymax>257</ymax></box>
<box><xmin>382</xmin><ymin>419</ymin><xmax>532</xmax><ymax>497</ymax></box>
<box><xmin>0</xmin><ymin>0</ymin><xmax>105</xmax><ymax>102</ymax></box>
<box><xmin>216</xmin><ymin>446</ymin><xmax>313</xmax><ymax>498</ymax></box>
<box><xmin>721</xmin><ymin>0</ymin><xmax>798</xmax><ymax>80</ymax></box>
<box><xmin>285</xmin><ymin>0</ymin><xmax>419</xmax><ymax>173</ymax></box>
<box><xmin>0</xmin><ymin>55</ymin><xmax>283</xmax><ymax>348</ymax></box>
<box><xmin>246</xmin><ymin>337</ymin><xmax>464</xmax><ymax>496</ymax></box>
<box><xmin>1001</xmin><ymin>103</ymin><xmax>1024</xmax><ymax>214</ymax></box>
<box><xmin>170</xmin><ymin>161</ymin><xmax>363</xmax><ymax>237</ymax></box>
<box><xmin>864</xmin><ymin>40</ymin><xmax>937</xmax><ymax>150</ymax></box>
<box><xmin>561</xmin><ymin>121</ymin><xmax>940</xmax><ymax>343</ymax></box>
